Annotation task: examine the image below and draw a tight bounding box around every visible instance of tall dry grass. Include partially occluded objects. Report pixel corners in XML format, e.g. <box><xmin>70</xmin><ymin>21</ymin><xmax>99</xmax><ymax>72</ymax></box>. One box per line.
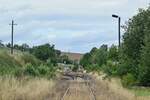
<box><xmin>93</xmin><ymin>72</ymin><xmax>150</xmax><ymax>100</ymax></box>
<box><xmin>0</xmin><ymin>76</ymin><xmax>54</xmax><ymax>100</ymax></box>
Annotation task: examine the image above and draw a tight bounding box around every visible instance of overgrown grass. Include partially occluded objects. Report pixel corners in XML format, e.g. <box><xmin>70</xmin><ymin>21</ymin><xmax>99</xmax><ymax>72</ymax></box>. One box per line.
<box><xmin>130</xmin><ymin>87</ymin><xmax>150</xmax><ymax>96</ymax></box>
<box><xmin>20</xmin><ymin>52</ymin><xmax>42</xmax><ymax>66</ymax></box>
<box><xmin>0</xmin><ymin>50</ymin><xmax>21</xmax><ymax>68</ymax></box>
<box><xmin>0</xmin><ymin>76</ymin><xmax>54</xmax><ymax>100</ymax></box>
<box><xmin>0</xmin><ymin>49</ymin><xmax>40</xmax><ymax>67</ymax></box>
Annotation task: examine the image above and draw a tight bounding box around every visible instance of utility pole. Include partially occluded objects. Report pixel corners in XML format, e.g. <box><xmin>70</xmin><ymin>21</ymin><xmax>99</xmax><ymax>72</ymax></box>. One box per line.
<box><xmin>9</xmin><ymin>20</ymin><xmax>17</xmax><ymax>54</ymax></box>
<box><xmin>118</xmin><ymin>17</ymin><xmax>121</xmax><ymax>47</ymax></box>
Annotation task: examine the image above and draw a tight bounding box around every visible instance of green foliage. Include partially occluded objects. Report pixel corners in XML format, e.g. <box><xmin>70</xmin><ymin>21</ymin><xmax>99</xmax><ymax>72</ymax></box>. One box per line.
<box><xmin>80</xmin><ymin>53</ymin><xmax>92</xmax><ymax>67</ymax></box>
<box><xmin>80</xmin><ymin>45</ymin><xmax>108</xmax><ymax>72</ymax></box>
<box><xmin>95</xmin><ymin>47</ymin><xmax>107</xmax><ymax>66</ymax></box>
<box><xmin>31</xmin><ymin>44</ymin><xmax>55</xmax><ymax>61</ymax></box>
<box><xmin>58</xmin><ymin>55</ymin><xmax>73</xmax><ymax>64</ymax></box>
<box><xmin>24</xmin><ymin>63</ymin><xmax>39</xmax><ymax>76</ymax></box>
<box><xmin>118</xmin><ymin>6</ymin><xmax>150</xmax><ymax>86</ymax></box>
<box><xmin>119</xmin><ymin>7</ymin><xmax>150</xmax><ymax>78</ymax></box>
<box><xmin>102</xmin><ymin>61</ymin><xmax>118</xmax><ymax>76</ymax></box>
<box><xmin>31</xmin><ymin>43</ymin><xmax>60</xmax><ymax>66</ymax></box>
<box><xmin>121</xmin><ymin>73</ymin><xmax>136</xmax><ymax>87</ymax></box>
<box><xmin>0</xmin><ymin>49</ymin><xmax>56</xmax><ymax>79</ymax></box>
<box><xmin>24</xmin><ymin>63</ymin><xmax>56</xmax><ymax>78</ymax></box>
<box><xmin>117</xmin><ymin>55</ymin><xmax>136</xmax><ymax>76</ymax></box>
<box><xmin>21</xmin><ymin>53</ymin><xmax>42</xmax><ymax>65</ymax></box>
<box><xmin>14</xmin><ymin>43</ymin><xmax>30</xmax><ymax>52</ymax></box>
<box><xmin>0</xmin><ymin>50</ymin><xmax>21</xmax><ymax>68</ymax></box>
<box><xmin>108</xmin><ymin>45</ymin><xmax>118</xmax><ymax>61</ymax></box>
<box><xmin>138</xmin><ymin>33</ymin><xmax>150</xmax><ymax>86</ymax></box>
<box><xmin>0</xmin><ymin>40</ymin><xmax>4</xmax><ymax>47</ymax></box>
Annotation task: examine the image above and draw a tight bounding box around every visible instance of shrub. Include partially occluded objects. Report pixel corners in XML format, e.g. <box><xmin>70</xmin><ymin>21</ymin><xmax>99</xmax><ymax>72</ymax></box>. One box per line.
<box><xmin>138</xmin><ymin>34</ymin><xmax>150</xmax><ymax>86</ymax></box>
<box><xmin>24</xmin><ymin>63</ymin><xmax>39</xmax><ymax>76</ymax></box>
<box><xmin>121</xmin><ymin>73</ymin><xmax>136</xmax><ymax>87</ymax></box>
<box><xmin>23</xmin><ymin>63</ymin><xmax>56</xmax><ymax>78</ymax></box>
<box><xmin>117</xmin><ymin>56</ymin><xmax>137</xmax><ymax>77</ymax></box>
<box><xmin>83</xmin><ymin>64</ymin><xmax>101</xmax><ymax>72</ymax></box>
<box><xmin>102</xmin><ymin>61</ymin><xmax>118</xmax><ymax>76</ymax></box>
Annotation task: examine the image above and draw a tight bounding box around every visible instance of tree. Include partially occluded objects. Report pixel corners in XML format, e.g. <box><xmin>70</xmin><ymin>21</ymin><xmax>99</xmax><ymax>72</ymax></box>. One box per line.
<box><xmin>108</xmin><ymin>45</ymin><xmax>118</xmax><ymax>61</ymax></box>
<box><xmin>80</xmin><ymin>53</ymin><xmax>92</xmax><ymax>67</ymax></box>
<box><xmin>101</xmin><ymin>44</ymin><xmax>108</xmax><ymax>51</ymax></box>
<box><xmin>31</xmin><ymin>43</ymin><xmax>56</xmax><ymax>62</ymax></box>
<box><xmin>95</xmin><ymin>46</ymin><xmax>108</xmax><ymax>66</ymax></box>
<box><xmin>0</xmin><ymin>40</ymin><xmax>4</xmax><ymax>47</ymax></box>
<box><xmin>6</xmin><ymin>43</ymin><xmax>11</xmax><ymax>48</ymax></box>
<box><xmin>119</xmin><ymin>7</ymin><xmax>150</xmax><ymax>77</ymax></box>
<box><xmin>90</xmin><ymin>47</ymin><xmax>98</xmax><ymax>64</ymax></box>
<box><xmin>59</xmin><ymin>55</ymin><xmax>73</xmax><ymax>64</ymax></box>
<box><xmin>80</xmin><ymin>44</ymin><xmax>108</xmax><ymax>69</ymax></box>
<box><xmin>14</xmin><ymin>44</ymin><xmax>20</xmax><ymax>50</ymax></box>
<box><xmin>22</xmin><ymin>43</ymin><xmax>30</xmax><ymax>51</ymax></box>
<box><xmin>138</xmin><ymin>33</ymin><xmax>150</xmax><ymax>86</ymax></box>
<box><xmin>90</xmin><ymin>47</ymin><xmax>97</xmax><ymax>54</ymax></box>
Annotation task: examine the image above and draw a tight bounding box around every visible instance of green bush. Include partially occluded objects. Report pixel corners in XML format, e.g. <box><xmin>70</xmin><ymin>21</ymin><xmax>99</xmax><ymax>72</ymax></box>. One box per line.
<box><xmin>121</xmin><ymin>73</ymin><xmax>136</xmax><ymax>87</ymax></box>
<box><xmin>84</xmin><ymin>64</ymin><xmax>101</xmax><ymax>72</ymax></box>
<box><xmin>24</xmin><ymin>63</ymin><xmax>39</xmax><ymax>76</ymax></box>
<box><xmin>23</xmin><ymin>63</ymin><xmax>56</xmax><ymax>78</ymax></box>
<box><xmin>138</xmin><ymin>34</ymin><xmax>150</xmax><ymax>86</ymax></box>
<box><xmin>38</xmin><ymin>65</ymin><xmax>49</xmax><ymax>75</ymax></box>
<box><xmin>102</xmin><ymin>61</ymin><xmax>118</xmax><ymax>76</ymax></box>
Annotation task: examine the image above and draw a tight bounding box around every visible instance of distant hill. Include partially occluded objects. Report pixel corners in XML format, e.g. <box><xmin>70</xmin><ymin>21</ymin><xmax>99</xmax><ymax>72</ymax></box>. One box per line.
<box><xmin>61</xmin><ymin>52</ymin><xmax>84</xmax><ymax>61</ymax></box>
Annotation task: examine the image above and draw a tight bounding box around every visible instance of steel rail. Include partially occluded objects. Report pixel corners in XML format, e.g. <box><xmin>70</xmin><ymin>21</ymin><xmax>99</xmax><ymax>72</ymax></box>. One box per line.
<box><xmin>60</xmin><ymin>87</ymin><xmax>70</xmax><ymax>100</ymax></box>
<box><xmin>86</xmin><ymin>79</ymin><xmax>96</xmax><ymax>100</ymax></box>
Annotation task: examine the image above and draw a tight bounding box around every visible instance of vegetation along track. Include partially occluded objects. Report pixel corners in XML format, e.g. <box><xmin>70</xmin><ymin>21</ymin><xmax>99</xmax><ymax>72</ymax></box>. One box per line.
<box><xmin>48</xmin><ymin>71</ymin><xmax>135</xmax><ymax>100</ymax></box>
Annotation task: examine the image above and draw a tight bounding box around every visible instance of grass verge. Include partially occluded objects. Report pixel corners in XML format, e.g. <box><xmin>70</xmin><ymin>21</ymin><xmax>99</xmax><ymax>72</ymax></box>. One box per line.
<box><xmin>130</xmin><ymin>87</ymin><xmax>150</xmax><ymax>96</ymax></box>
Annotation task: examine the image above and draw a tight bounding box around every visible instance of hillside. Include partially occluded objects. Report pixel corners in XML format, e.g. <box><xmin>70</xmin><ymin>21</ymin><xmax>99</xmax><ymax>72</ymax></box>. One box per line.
<box><xmin>61</xmin><ymin>52</ymin><xmax>84</xmax><ymax>62</ymax></box>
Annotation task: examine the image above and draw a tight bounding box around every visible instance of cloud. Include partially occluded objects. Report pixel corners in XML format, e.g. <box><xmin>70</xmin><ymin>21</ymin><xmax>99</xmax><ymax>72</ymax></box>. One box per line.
<box><xmin>0</xmin><ymin>0</ymin><xmax>149</xmax><ymax>53</ymax></box>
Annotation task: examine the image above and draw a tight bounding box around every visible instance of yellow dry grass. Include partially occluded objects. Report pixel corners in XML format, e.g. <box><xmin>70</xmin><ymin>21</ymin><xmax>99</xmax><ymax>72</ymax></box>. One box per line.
<box><xmin>93</xmin><ymin>72</ymin><xmax>150</xmax><ymax>100</ymax></box>
<box><xmin>0</xmin><ymin>76</ymin><xmax>54</xmax><ymax>100</ymax></box>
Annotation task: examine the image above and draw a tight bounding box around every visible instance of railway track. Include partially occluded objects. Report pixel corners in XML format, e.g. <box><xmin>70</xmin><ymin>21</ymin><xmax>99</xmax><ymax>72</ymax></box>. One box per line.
<box><xmin>86</xmin><ymin>81</ymin><xmax>96</xmax><ymax>100</ymax></box>
<box><xmin>60</xmin><ymin>73</ymin><xmax>96</xmax><ymax>100</ymax></box>
<box><xmin>60</xmin><ymin>87</ymin><xmax>70</xmax><ymax>100</ymax></box>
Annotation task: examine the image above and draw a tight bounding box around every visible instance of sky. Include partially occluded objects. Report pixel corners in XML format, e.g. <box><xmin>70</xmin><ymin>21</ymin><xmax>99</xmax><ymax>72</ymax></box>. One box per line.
<box><xmin>0</xmin><ymin>0</ymin><xmax>149</xmax><ymax>53</ymax></box>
